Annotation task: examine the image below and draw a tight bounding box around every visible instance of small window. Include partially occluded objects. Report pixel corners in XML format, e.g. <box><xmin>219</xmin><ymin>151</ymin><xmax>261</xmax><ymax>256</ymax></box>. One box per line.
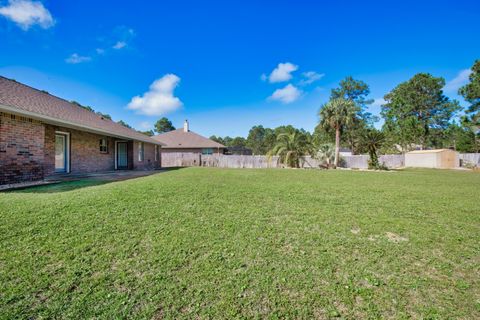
<box><xmin>155</xmin><ymin>145</ymin><xmax>159</xmax><ymax>161</ymax></box>
<box><xmin>202</xmin><ymin>148</ymin><xmax>213</xmax><ymax>155</ymax></box>
<box><xmin>99</xmin><ymin>138</ymin><xmax>108</xmax><ymax>153</ymax></box>
<box><xmin>138</xmin><ymin>142</ymin><xmax>144</xmax><ymax>161</ymax></box>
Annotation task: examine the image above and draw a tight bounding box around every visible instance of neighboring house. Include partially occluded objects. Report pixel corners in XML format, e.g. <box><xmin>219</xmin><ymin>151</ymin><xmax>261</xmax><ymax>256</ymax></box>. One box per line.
<box><xmin>0</xmin><ymin>76</ymin><xmax>163</xmax><ymax>185</ymax></box>
<box><xmin>152</xmin><ymin>120</ymin><xmax>226</xmax><ymax>155</ymax></box>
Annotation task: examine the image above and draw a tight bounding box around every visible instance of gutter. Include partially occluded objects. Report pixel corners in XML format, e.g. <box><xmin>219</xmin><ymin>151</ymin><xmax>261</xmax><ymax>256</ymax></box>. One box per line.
<box><xmin>0</xmin><ymin>104</ymin><xmax>164</xmax><ymax>146</ymax></box>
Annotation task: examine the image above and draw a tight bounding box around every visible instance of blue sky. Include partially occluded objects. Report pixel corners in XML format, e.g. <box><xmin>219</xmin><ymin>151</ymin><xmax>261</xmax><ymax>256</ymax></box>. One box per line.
<box><xmin>1</xmin><ymin>0</ymin><xmax>479</xmax><ymax>137</ymax></box>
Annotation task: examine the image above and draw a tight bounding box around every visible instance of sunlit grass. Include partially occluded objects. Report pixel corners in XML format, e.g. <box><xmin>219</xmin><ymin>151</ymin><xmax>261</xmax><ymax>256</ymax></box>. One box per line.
<box><xmin>1</xmin><ymin>168</ymin><xmax>479</xmax><ymax>318</ymax></box>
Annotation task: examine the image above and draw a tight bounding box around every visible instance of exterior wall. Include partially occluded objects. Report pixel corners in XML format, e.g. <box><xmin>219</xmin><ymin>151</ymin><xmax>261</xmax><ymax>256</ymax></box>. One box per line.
<box><xmin>405</xmin><ymin>152</ymin><xmax>438</xmax><ymax>168</ymax></box>
<box><xmin>132</xmin><ymin>141</ymin><xmax>161</xmax><ymax>170</ymax></box>
<box><xmin>0</xmin><ymin>112</ymin><xmax>45</xmax><ymax>184</ymax></box>
<box><xmin>438</xmin><ymin>150</ymin><xmax>459</xmax><ymax>168</ymax></box>
<box><xmin>405</xmin><ymin>150</ymin><xmax>459</xmax><ymax>169</ymax></box>
<box><xmin>1</xmin><ymin>112</ymin><xmax>160</xmax><ymax>185</ymax></box>
<box><xmin>44</xmin><ymin>124</ymin><xmax>116</xmax><ymax>175</ymax></box>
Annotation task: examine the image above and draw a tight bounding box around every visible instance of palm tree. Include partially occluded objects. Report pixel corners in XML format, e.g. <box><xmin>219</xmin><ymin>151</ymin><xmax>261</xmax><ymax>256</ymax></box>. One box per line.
<box><xmin>315</xmin><ymin>143</ymin><xmax>335</xmax><ymax>168</ymax></box>
<box><xmin>318</xmin><ymin>98</ymin><xmax>357</xmax><ymax>167</ymax></box>
<box><xmin>361</xmin><ymin>129</ymin><xmax>385</xmax><ymax>168</ymax></box>
<box><xmin>268</xmin><ymin>131</ymin><xmax>310</xmax><ymax>168</ymax></box>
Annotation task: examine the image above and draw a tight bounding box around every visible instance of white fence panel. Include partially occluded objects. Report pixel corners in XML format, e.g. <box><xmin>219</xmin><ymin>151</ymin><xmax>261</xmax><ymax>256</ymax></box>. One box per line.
<box><xmin>459</xmin><ymin>153</ymin><xmax>480</xmax><ymax>166</ymax></box>
<box><xmin>161</xmin><ymin>152</ymin><xmax>477</xmax><ymax>169</ymax></box>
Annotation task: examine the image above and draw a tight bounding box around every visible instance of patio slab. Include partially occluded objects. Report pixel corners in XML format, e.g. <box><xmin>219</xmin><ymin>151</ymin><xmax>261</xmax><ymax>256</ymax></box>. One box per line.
<box><xmin>1</xmin><ymin>170</ymin><xmax>166</xmax><ymax>192</ymax></box>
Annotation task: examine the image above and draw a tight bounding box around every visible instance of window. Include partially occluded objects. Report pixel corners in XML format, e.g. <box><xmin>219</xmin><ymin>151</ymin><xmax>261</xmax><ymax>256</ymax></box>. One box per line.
<box><xmin>202</xmin><ymin>148</ymin><xmax>213</xmax><ymax>155</ymax></box>
<box><xmin>138</xmin><ymin>142</ymin><xmax>144</xmax><ymax>161</ymax></box>
<box><xmin>155</xmin><ymin>145</ymin><xmax>159</xmax><ymax>161</ymax></box>
<box><xmin>99</xmin><ymin>138</ymin><xmax>108</xmax><ymax>153</ymax></box>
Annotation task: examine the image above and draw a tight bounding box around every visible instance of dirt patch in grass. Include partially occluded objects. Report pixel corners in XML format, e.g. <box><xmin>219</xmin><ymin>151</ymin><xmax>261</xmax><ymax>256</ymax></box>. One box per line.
<box><xmin>385</xmin><ymin>232</ymin><xmax>408</xmax><ymax>243</ymax></box>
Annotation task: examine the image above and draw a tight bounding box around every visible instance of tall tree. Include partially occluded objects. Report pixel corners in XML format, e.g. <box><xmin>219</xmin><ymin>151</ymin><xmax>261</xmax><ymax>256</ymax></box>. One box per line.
<box><xmin>246</xmin><ymin>125</ymin><xmax>276</xmax><ymax>155</ymax></box>
<box><xmin>230</xmin><ymin>137</ymin><xmax>247</xmax><ymax>147</ymax></box>
<box><xmin>268</xmin><ymin>131</ymin><xmax>310</xmax><ymax>168</ymax></box>
<box><xmin>381</xmin><ymin>73</ymin><xmax>460</xmax><ymax>151</ymax></box>
<box><xmin>209</xmin><ymin>135</ymin><xmax>225</xmax><ymax>145</ymax></box>
<box><xmin>154</xmin><ymin>117</ymin><xmax>176</xmax><ymax>133</ymax></box>
<box><xmin>459</xmin><ymin>59</ymin><xmax>480</xmax><ymax>151</ymax></box>
<box><xmin>361</xmin><ymin>129</ymin><xmax>385</xmax><ymax>169</ymax></box>
<box><xmin>96</xmin><ymin>112</ymin><xmax>112</xmax><ymax>120</ymax></box>
<box><xmin>117</xmin><ymin>120</ymin><xmax>132</xmax><ymax>129</ymax></box>
<box><xmin>138</xmin><ymin>130</ymin><xmax>154</xmax><ymax>137</ymax></box>
<box><xmin>246</xmin><ymin>125</ymin><xmax>266</xmax><ymax>154</ymax></box>
<box><xmin>318</xmin><ymin>98</ymin><xmax>357</xmax><ymax>167</ymax></box>
<box><xmin>330</xmin><ymin>76</ymin><xmax>375</xmax><ymax>153</ymax></box>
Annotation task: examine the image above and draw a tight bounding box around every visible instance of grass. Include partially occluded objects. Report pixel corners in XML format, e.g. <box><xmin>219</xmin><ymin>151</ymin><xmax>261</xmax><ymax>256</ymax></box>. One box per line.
<box><xmin>0</xmin><ymin>168</ymin><xmax>479</xmax><ymax>319</ymax></box>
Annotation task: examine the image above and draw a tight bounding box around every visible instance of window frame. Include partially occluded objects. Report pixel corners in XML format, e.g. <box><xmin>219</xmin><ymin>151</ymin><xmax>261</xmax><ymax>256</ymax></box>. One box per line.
<box><xmin>138</xmin><ymin>142</ymin><xmax>144</xmax><ymax>162</ymax></box>
<box><xmin>99</xmin><ymin>138</ymin><xmax>108</xmax><ymax>153</ymax></box>
<box><xmin>202</xmin><ymin>148</ymin><xmax>213</xmax><ymax>155</ymax></box>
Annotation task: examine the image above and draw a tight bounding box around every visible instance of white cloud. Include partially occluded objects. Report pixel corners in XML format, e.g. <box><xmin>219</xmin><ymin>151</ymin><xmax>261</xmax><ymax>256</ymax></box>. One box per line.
<box><xmin>112</xmin><ymin>41</ymin><xmax>126</xmax><ymax>50</ymax></box>
<box><xmin>127</xmin><ymin>74</ymin><xmax>183</xmax><ymax>116</ymax></box>
<box><xmin>265</xmin><ymin>62</ymin><xmax>298</xmax><ymax>83</ymax></box>
<box><xmin>372</xmin><ymin>98</ymin><xmax>386</xmax><ymax>107</ymax></box>
<box><xmin>65</xmin><ymin>53</ymin><xmax>91</xmax><ymax>64</ymax></box>
<box><xmin>268</xmin><ymin>84</ymin><xmax>302</xmax><ymax>104</ymax></box>
<box><xmin>138</xmin><ymin>121</ymin><xmax>152</xmax><ymax>130</ymax></box>
<box><xmin>96</xmin><ymin>48</ymin><xmax>105</xmax><ymax>55</ymax></box>
<box><xmin>298</xmin><ymin>71</ymin><xmax>324</xmax><ymax>86</ymax></box>
<box><xmin>444</xmin><ymin>69</ymin><xmax>472</xmax><ymax>93</ymax></box>
<box><xmin>0</xmin><ymin>0</ymin><xmax>54</xmax><ymax>30</ymax></box>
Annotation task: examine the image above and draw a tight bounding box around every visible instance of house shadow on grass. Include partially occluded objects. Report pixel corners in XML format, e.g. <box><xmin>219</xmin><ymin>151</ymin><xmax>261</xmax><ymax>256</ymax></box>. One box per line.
<box><xmin>8</xmin><ymin>179</ymin><xmax>116</xmax><ymax>194</ymax></box>
<box><xmin>7</xmin><ymin>168</ymin><xmax>184</xmax><ymax>194</ymax></box>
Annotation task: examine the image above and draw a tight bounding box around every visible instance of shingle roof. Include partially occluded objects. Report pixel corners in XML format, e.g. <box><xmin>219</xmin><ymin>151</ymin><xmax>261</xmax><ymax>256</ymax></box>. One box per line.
<box><xmin>0</xmin><ymin>76</ymin><xmax>162</xmax><ymax>145</ymax></box>
<box><xmin>152</xmin><ymin>129</ymin><xmax>225</xmax><ymax>149</ymax></box>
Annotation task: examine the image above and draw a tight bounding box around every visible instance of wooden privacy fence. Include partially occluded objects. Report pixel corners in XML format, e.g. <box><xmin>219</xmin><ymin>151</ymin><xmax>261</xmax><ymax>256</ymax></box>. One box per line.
<box><xmin>459</xmin><ymin>153</ymin><xmax>480</xmax><ymax>166</ymax></box>
<box><xmin>161</xmin><ymin>152</ymin><xmax>478</xmax><ymax>169</ymax></box>
<box><xmin>161</xmin><ymin>153</ymin><xmax>407</xmax><ymax>169</ymax></box>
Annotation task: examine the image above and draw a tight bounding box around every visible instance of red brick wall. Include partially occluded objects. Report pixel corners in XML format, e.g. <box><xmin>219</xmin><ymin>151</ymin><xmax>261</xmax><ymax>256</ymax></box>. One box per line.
<box><xmin>1</xmin><ymin>112</ymin><xmax>160</xmax><ymax>185</ymax></box>
<box><xmin>0</xmin><ymin>112</ymin><xmax>45</xmax><ymax>184</ymax></box>
<box><xmin>44</xmin><ymin>124</ymin><xmax>117</xmax><ymax>175</ymax></box>
<box><xmin>132</xmin><ymin>141</ymin><xmax>161</xmax><ymax>170</ymax></box>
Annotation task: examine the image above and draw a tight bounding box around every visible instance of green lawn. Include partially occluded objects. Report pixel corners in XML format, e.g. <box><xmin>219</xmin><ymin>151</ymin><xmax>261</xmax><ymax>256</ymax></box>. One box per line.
<box><xmin>1</xmin><ymin>168</ymin><xmax>479</xmax><ymax>319</ymax></box>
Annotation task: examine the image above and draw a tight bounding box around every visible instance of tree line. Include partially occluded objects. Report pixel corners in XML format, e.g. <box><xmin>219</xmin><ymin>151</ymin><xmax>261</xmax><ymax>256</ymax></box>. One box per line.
<box><xmin>74</xmin><ymin>59</ymin><xmax>479</xmax><ymax>169</ymax></box>
<box><xmin>209</xmin><ymin>59</ymin><xmax>480</xmax><ymax>168</ymax></box>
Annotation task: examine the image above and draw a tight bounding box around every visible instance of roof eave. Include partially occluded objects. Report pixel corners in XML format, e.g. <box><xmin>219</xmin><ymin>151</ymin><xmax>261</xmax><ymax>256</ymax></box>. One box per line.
<box><xmin>0</xmin><ymin>104</ymin><xmax>165</xmax><ymax>146</ymax></box>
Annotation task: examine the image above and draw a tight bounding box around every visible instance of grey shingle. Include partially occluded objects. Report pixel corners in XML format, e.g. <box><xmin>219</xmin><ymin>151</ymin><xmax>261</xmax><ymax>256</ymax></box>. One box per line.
<box><xmin>0</xmin><ymin>76</ymin><xmax>162</xmax><ymax>145</ymax></box>
<box><xmin>152</xmin><ymin>129</ymin><xmax>225</xmax><ymax>149</ymax></box>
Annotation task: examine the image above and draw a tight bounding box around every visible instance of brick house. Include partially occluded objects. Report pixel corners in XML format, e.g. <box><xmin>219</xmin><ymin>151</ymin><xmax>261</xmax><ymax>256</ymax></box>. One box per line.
<box><xmin>0</xmin><ymin>76</ymin><xmax>164</xmax><ymax>185</ymax></box>
<box><xmin>152</xmin><ymin>120</ymin><xmax>225</xmax><ymax>155</ymax></box>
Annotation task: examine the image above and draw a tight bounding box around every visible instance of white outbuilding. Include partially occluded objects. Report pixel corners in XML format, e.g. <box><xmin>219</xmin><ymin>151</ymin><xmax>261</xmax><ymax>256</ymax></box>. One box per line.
<box><xmin>405</xmin><ymin>149</ymin><xmax>459</xmax><ymax>169</ymax></box>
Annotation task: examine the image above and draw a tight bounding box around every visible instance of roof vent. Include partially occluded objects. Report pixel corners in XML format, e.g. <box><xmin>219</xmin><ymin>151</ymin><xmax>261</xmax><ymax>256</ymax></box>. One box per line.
<box><xmin>184</xmin><ymin>119</ymin><xmax>189</xmax><ymax>132</ymax></box>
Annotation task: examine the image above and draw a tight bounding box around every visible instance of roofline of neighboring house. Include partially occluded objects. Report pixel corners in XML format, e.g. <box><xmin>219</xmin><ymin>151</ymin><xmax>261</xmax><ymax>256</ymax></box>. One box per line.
<box><xmin>0</xmin><ymin>103</ymin><xmax>164</xmax><ymax>146</ymax></box>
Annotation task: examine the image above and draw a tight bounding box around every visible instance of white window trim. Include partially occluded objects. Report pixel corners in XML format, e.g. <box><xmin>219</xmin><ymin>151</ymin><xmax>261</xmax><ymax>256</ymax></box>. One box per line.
<box><xmin>115</xmin><ymin>140</ymin><xmax>127</xmax><ymax>170</ymax></box>
<box><xmin>99</xmin><ymin>138</ymin><xmax>108</xmax><ymax>153</ymax></box>
<box><xmin>55</xmin><ymin>131</ymin><xmax>70</xmax><ymax>173</ymax></box>
<box><xmin>138</xmin><ymin>142</ymin><xmax>144</xmax><ymax>162</ymax></box>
